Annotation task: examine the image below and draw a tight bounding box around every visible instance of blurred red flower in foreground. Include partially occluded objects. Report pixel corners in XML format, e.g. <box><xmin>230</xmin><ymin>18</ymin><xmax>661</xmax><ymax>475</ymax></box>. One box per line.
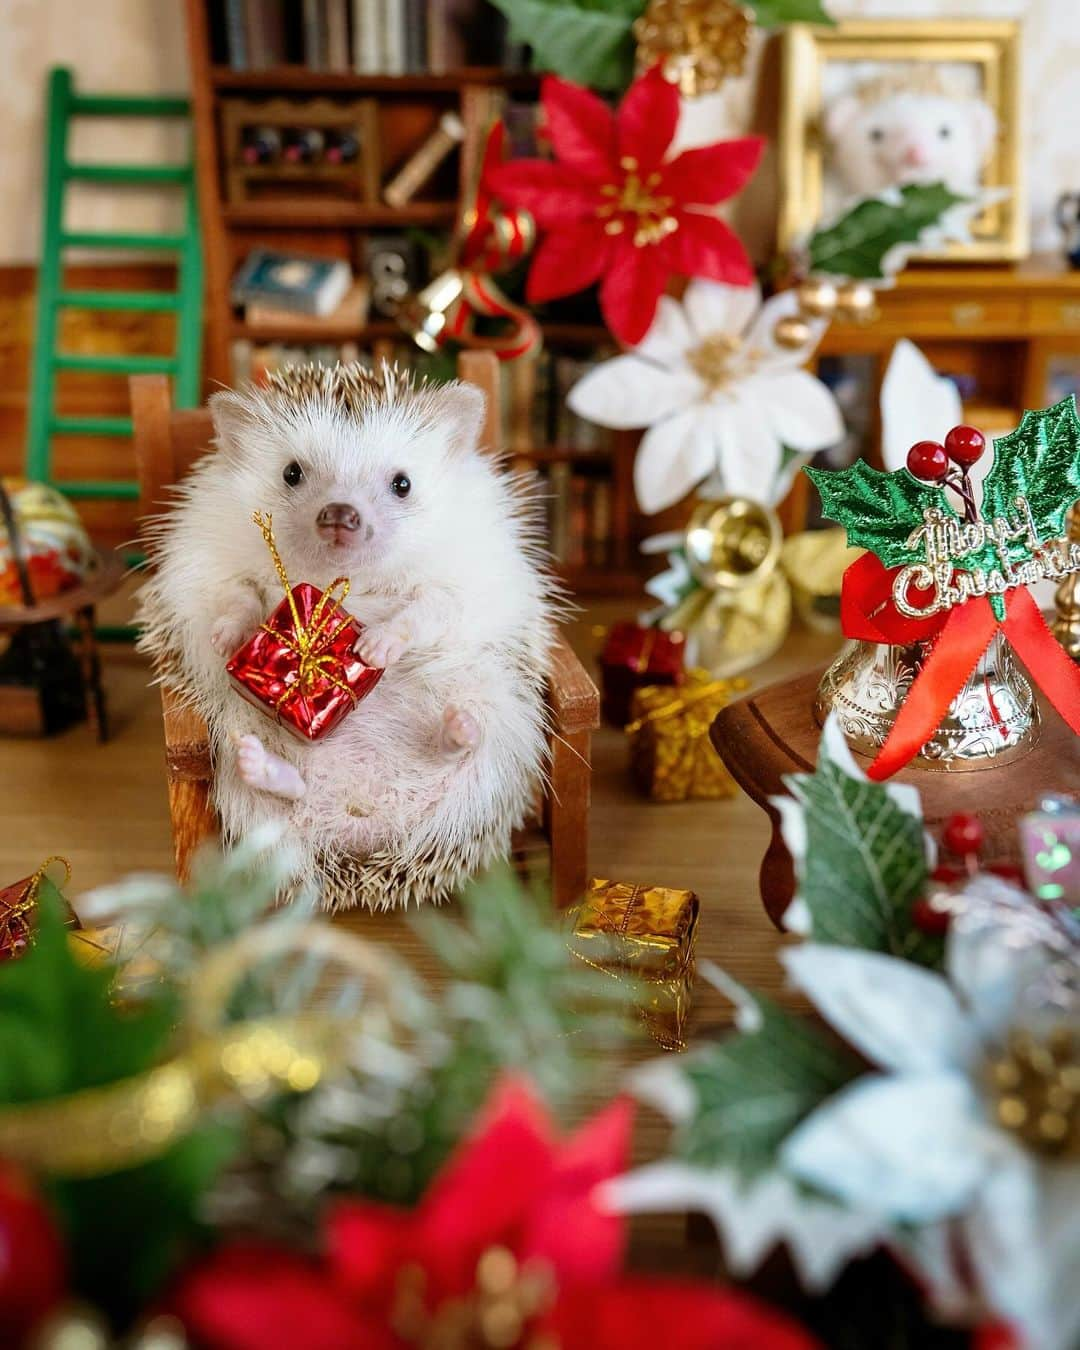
<box><xmin>170</xmin><ymin>1077</ymin><xmax>816</xmax><ymax>1350</ymax></box>
<box><xmin>486</xmin><ymin>67</ymin><xmax>764</xmax><ymax>346</ymax></box>
<box><xmin>0</xmin><ymin>1161</ymin><xmax>65</xmax><ymax>1342</ymax></box>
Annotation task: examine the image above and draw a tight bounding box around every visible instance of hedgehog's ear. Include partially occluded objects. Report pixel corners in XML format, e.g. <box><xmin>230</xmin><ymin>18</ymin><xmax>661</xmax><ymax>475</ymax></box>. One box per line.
<box><xmin>823</xmin><ymin>92</ymin><xmax>860</xmax><ymax>146</ymax></box>
<box><xmin>436</xmin><ymin>380</ymin><xmax>486</xmax><ymax>457</ymax></box>
<box><xmin>208</xmin><ymin>389</ymin><xmax>255</xmax><ymax>460</ymax></box>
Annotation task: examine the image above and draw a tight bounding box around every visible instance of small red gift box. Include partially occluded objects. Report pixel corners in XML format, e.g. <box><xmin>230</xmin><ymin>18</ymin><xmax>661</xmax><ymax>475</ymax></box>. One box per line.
<box><xmin>227</xmin><ymin>581</ymin><xmax>382</xmax><ymax>742</ymax></box>
<box><xmin>1</xmin><ymin>858</ymin><xmax>77</xmax><ymax>961</ymax></box>
<box><xmin>599</xmin><ymin>622</ymin><xmax>685</xmax><ymax>726</ymax></box>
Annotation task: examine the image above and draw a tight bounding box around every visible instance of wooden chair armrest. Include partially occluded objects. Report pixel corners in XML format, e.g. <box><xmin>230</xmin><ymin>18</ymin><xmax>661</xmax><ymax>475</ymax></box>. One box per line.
<box><xmin>161</xmin><ymin>685</ymin><xmax>213</xmax><ymax>783</ymax></box>
<box><xmin>546</xmin><ymin>633</ymin><xmax>599</xmax><ymax>735</ymax></box>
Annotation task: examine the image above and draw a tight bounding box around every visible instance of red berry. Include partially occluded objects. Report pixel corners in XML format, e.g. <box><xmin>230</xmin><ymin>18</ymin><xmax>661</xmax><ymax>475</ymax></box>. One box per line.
<box><xmin>0</xmin><ymin>1162</ymin><xmax>65</xmax><ymax>1341</ymax></box>
<box><xmin>944</xmin><ymin>424</ymin><xmax>986</xmax><ymax>467</ymax></box>
<box><xmin>943</xmin><ymin>812</ymin><xmax>985</xmax><ymax>858</ymax></box>
<box><xmin>906</xmin><ymin>440</ymin><xmax>949</xmax><ymax>481</ymax></box>
<box><xmin>912</xmin><ymin>896</ymin><xmax>951</xmax><ymax>936</ymax></box>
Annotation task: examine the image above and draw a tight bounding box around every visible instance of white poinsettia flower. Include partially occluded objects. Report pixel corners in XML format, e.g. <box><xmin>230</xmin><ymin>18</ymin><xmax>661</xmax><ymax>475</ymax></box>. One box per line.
<box><xmin>780</xmin><ymin>917</ymin><xmax>1080</xmax><ymax>1350</ymax></box>
<box><xmin>600</xmin><ymin>963</ymin><xmax>892</xmax><ymax>1291</ymax></box>
<box><xmin>603</xmin><ymin>1154</ymin><xmax>888</xmax><ymax>1291</ymax></box>
<box><xmin>568</xmin><ymin>279</ymin><xmax>844</xmax><ymax>514</ymax></box>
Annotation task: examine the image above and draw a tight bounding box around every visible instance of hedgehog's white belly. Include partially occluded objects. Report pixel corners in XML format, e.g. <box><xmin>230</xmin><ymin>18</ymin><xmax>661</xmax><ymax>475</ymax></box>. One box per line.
<box><xmin>212</xmin><ymin>662</ymin><xmax>461</xmax><ymax>857</ymax></box>
<box><xmin>291</xmin><ymin>674</ymin><xmax>456</xmax><ymax>852</ymax></box>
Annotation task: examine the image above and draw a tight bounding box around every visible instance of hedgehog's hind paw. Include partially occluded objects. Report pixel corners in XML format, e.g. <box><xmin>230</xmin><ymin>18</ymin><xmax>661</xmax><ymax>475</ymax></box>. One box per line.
<box><xmin>235</xmin><ymin>733</ymin><xmax>306</xmax><ymax>800</ymax></box>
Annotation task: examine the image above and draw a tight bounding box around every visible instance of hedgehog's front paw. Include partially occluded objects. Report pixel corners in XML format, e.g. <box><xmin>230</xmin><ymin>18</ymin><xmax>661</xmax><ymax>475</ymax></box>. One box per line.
<box><xmin>355</xmin><ymin>624</ymin><xmax>408</xmax><ymax>669</ymax></box>
<box><xmin>235</xmin><ymin>734</ymin><xmax>306</xmax><ymax>801</ymax></box>
<box><xmin>439</xmin><ymin>704</ymin><xmax>481</xmax><ymax>757</ymax></box>
<box><xmin>210</xmin><ymin>612</ymin><xmax>256</xmax><ymax>657</ymax></box>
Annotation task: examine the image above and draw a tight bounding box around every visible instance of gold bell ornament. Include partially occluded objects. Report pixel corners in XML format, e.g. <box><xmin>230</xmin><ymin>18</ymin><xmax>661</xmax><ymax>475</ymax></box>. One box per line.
<box><xmin>649</xmin><ymin>498</ymin><xmax>791</xmax><ymax>678</ymax></box>
<box><xmin>815</xmin><ymin>633</ymin><xmax>1040</xmax><ymax>770</ymax></box>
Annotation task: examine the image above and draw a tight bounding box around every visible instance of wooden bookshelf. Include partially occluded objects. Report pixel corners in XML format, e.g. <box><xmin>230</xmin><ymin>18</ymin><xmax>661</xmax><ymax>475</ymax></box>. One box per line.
<box><xmin>210</xmin><ymin>66</ymin><xmax>540</xmax><ymax>93</ymax></box>
<box><xmin>220</xmin><ymin>200</ymin><xmax>458</xmax><ymax>227</ymax></box>
<box><xmin>184</xmin><ymin>0</ymin><xmax>648</xmax><ymax>593</ymax></box>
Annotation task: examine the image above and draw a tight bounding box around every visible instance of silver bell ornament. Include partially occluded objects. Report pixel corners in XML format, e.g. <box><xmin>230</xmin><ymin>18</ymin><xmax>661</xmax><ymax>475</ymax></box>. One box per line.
<box><xmin>815</xmin><ymin>632</ymin><xmax>1040</xmax><ymax>770</ymax></box>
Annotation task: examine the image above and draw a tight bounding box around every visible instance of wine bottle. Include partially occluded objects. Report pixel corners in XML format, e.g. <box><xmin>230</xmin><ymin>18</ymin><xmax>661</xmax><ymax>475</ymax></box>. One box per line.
<box><xmin>240</xmin><ymin>126</ymin><xmax>282</xmax><ymax>166</ymax></box>
<box><xmin>282</xmin><ymin>128</ymin><xmax>325</xmax><ymax>165</ymax></box>
<box><xmin>324</xmin><ymin>130</ymin><xmax>360</xmax><ymax>165</ymax></box>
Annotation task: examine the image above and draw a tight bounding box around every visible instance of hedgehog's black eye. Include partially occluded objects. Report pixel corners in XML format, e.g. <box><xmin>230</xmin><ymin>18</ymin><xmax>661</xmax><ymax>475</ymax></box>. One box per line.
<box><xmin>869</xmin><ymin>127</ymin><xmax>885</xmax><ymax>143</ymax></box>
<box><xmin>390</xmin><ymin>472</ymin><xmax>411</xmax><ymax>499</ymax></box>
<box><xmin>938</xmin><ymin>124</ymin><xmax>951</xmax><ymax>139</ymax></box>
<box><xmin>283</xmin><ymin>461</ymin><xmax>304</xmax><ymax>488</ymax></box>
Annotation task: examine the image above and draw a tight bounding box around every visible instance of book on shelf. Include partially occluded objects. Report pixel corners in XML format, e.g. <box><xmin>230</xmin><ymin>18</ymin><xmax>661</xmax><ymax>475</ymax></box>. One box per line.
<box><xmin>244</xmin><ymin>277</ymin><xmax>371</xmax><ymax>333</ymax></box>
<box><xmin>231</xmin><ymin>248</ymin><xmax>354</xmax><ymax>317</ymax></box>
<box><xmin>379</xmin><ymin>0</ymin><xmax>406</xmax><ymax>74</ymax></box>
<box><xmin>536</xmin><ymin>457</ymin><xmax>615</xmax><ymax>570</ymax></box>
<box><xmin>217</xmin><ymin>0</ymin><xmax>526</xmax><ymax>74</ymax></box>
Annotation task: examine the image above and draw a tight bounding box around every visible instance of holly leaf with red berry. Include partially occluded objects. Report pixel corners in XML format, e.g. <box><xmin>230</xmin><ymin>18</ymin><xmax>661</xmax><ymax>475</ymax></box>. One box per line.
<box><xmin>980</xmin><ymin>395</ymin><xmax>1080</xmax><ymax>544</ymax></box>
<box><xmin>805</xmin><ymin>458</ymin><xmax>957</xmax><ymax>571</ymax></box>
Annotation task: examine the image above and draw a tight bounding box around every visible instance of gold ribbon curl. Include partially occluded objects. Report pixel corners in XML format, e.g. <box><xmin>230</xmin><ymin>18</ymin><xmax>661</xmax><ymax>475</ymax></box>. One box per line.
<box><xmin>253</xmin><ymin>511</ymin><xmax>359</xmax><ymax>714</ymax></box>
<box><xmin>1</xmin><ymin>856</ymin><xmax>72</xmax><ymax>953</ymax></box>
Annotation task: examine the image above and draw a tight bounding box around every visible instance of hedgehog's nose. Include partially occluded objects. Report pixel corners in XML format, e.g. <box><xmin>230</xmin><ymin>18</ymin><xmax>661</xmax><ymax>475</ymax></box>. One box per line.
<box><xmin>316</xmin><ymin>502</ymin><xmax>361</xmax><ymax>532</ymax></box>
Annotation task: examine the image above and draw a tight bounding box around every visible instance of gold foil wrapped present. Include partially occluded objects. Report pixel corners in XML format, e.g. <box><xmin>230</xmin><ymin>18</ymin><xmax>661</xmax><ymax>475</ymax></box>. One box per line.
<box><xmin>627</xmin><ymin>669</ymin><xmax>746</xmax><ymax>801</ymax></box>
<box><xmin>570</xmin><ymin>878</ymin><xmax>700</xmax><ymax>1051</ymax></box>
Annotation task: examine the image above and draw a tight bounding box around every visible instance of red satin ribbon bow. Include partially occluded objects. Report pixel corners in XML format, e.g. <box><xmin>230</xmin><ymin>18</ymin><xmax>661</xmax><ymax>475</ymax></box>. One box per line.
<box><xmin>841</xmin><ymin>551</ymin><xmax>1080</xmax><ymax>780</ymax></box>
<box><xmin>445</xmin><ymin>123</ymin><xmax>540</xmax><ymax>361</ymax></box>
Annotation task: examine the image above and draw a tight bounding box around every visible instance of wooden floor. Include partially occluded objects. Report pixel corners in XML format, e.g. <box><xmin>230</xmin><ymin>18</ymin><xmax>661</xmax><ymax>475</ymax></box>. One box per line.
<box><xmin>0</xmin><ymin>586</ymin><xmax>843</xmax><ymax>1251</ymax></box>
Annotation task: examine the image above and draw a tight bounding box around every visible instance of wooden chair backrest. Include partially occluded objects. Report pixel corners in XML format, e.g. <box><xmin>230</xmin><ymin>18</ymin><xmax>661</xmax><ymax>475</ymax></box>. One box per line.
<box><xmin>132</xmin><ymin>349</ymin><xmax>503</xmax><ymax>520</ymax></box>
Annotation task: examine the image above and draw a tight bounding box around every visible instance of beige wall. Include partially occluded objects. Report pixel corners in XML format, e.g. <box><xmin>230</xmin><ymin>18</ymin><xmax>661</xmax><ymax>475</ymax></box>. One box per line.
<box><xmin>0</xmin><ymin>0</ymin><xmax>1075</xmax><ymax>262</ymax></box>
<box><xmin>0</xmin><ymin>0</ymin><xmax>189</xmax><ymax>262</ymax></box>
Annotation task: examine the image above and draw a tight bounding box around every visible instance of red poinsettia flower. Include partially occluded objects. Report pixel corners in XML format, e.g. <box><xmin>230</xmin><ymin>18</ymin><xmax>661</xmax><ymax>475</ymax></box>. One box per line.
<box><xmin>169</xmin><ymin>1077</ymin><xmax>817</xmax><ymax>1350</ymax></box>
<box><xmin>486</xmin><ymin>66</ymin><xmax>764</xmax><ymax>346</ymax></box>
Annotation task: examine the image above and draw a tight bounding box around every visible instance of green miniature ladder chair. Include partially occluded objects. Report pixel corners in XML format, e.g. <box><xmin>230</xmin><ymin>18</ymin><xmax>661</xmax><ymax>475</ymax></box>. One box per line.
<box><xmin>25</xmin><ymin>67</ymin><xmax>202</xmax><ymax>518</ymax></box>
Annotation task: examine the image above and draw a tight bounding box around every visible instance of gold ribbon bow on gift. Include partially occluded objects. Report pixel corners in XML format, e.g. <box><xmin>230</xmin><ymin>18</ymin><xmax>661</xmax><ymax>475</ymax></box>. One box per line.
<box><xmin>253</xmin><ymin>511</ymin><xmax>359</xmax><ymax>713</ymax></box>
<box><xmin>1</xmin><ymin>856</ymin><xmax>71</xmax><ymax>953</ymax></box>
<box><xmin>624</xmin><ymin>672</ymin><xmax>739</xmax><ymax>736</ymax></box>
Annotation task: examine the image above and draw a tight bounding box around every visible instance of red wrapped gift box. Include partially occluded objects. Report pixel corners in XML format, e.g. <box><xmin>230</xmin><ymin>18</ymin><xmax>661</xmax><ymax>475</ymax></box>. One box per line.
<box><xmin>599</xmin><ymin>622</ymin><xmax>686</xmax><ymax>726</ymax></box>
<box><xmin>226</xmin><ymin>581</ymin><xmax>382</xmax><ymax>742</ymax></box>
<box><xmin>1</xmin><ymin>859</ymin><xmax>78</xmax><ymax>960</ymax></box>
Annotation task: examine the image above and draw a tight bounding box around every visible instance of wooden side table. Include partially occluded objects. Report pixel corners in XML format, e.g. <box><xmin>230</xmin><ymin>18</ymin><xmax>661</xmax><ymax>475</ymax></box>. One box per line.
<box><xmin>0</xmin><ymin>551</ymin><xmax>126</xmax><ymax>742</ymax></box>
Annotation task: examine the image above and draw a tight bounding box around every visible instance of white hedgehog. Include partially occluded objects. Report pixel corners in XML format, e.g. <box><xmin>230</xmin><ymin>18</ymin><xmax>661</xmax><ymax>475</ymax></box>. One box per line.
<box><xmin>138</xmin><ymin>362</ymin><xmax>559</xmax><ymax>909</ymax></box>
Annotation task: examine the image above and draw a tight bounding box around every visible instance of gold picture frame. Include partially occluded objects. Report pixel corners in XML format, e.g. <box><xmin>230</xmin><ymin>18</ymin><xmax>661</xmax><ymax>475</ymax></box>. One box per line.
<box><xmin>778</xmin><ymin>19</ymin><xmax>1026</xmax><ymax>264</ymax></box>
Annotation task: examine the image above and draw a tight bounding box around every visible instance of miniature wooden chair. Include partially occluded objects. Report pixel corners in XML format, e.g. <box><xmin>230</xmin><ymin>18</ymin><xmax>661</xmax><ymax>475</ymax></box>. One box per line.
<box><xmin>130</xmin><ymin>351</ymin><xmax>599</xmax><ymax>907</ymax></box>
